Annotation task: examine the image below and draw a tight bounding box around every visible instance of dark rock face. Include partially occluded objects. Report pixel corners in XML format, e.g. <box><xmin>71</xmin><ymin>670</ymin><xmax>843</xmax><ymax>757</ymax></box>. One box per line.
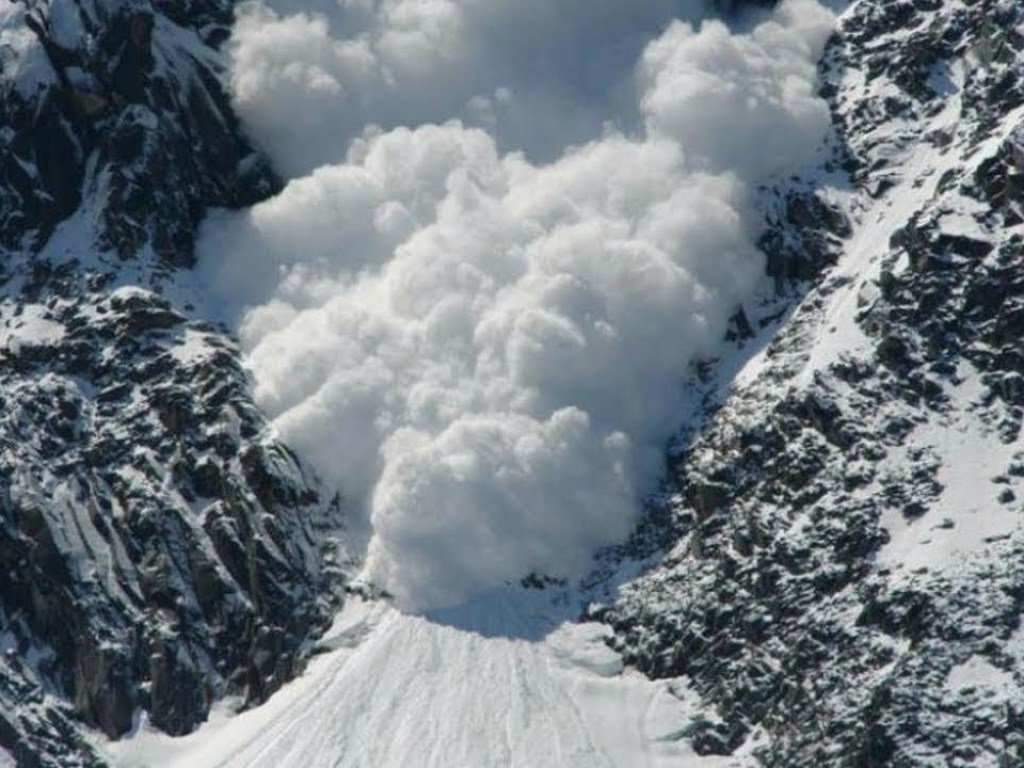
<box><xmin>597</xmin><ymin>0</ymin><xmax>1024</xmax><ymax>765</ymax></box>
<box><xmin>711</xmin><ymin>0</ymin><xmax>780</xmax><ymax>13</ymax></box>
<box><xmin>0</xmin><ymin>0</ymin><xmax>276</xmax><ymax>265</ymax></box>
<box><xmin>0</xmin><ymin>2</ymin><xmax>345</xmax><ymax>765</ymax></box>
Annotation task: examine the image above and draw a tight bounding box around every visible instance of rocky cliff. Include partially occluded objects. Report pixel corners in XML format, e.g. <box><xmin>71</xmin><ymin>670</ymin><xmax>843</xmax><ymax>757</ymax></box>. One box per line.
<box><xmin>596</xmin><ymin>0</ymin><xmax>1024</xmax><ymax>764</ymax></box>
<box><xmin>0</xmin><ymin>1</ymin><xmax>346</xmax><ymax>765</ymax></box>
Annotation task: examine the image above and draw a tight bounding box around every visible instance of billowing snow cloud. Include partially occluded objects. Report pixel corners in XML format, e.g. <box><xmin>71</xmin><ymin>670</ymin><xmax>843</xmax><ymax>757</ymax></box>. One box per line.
<box><xmin>229</xmin><ymin>0</ymin><xmax>714</xmax><ymax>176</ymax></box>
<box><xmin>202</xmin><ymin>0</ymin><xmax>836</xmax><ymax>610</ymax></box>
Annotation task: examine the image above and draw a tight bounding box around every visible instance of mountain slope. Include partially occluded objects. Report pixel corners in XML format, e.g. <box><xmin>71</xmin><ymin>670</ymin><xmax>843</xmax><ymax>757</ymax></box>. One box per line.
<box><xmin>601</xmin><ymin>0</ymin><xmax>1024</xmax><ymax>764</ymax></box>
<box><xmin>0</xmin><ymin>2</ymin><xmax>347</xmax><ymax>764</ymax></box>
<box><xmin>107</xmin><ymin>594</ymin><xmax>738</xmax><ymax>768</ymax></box>
<box><xmin>120</xmin><ymin>0</ymin><xmax>1024</xmax><ymax>764</ymax></box>
<box><xmin>2</xmin><ymin>0</ymin><xmax>1023</xmax><ymax>766</ymax></box>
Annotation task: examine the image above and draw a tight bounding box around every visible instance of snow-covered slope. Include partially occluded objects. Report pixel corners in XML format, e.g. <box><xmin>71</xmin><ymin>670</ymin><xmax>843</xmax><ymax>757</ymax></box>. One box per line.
<box><xmin>601</xmin><ymin>0</ymin><xmax>1024</xmax><ymax>764</ymax></box>
<box><xmin>100</xmin><ymin>0</ymin><xmax>1024</xmax><ymax>765</ymax></box>
<box><xmin>106</xmin><ymin>594</ymin><xmax>737</xmax><ymax>768</ymax></box>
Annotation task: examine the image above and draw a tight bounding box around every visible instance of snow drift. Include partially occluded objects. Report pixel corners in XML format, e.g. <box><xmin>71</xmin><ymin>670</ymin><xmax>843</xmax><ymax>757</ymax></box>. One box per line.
<box><xmin>200</xmin><ymin>0</ymin><xmax>836</xmax><ymax>610</ymax></box>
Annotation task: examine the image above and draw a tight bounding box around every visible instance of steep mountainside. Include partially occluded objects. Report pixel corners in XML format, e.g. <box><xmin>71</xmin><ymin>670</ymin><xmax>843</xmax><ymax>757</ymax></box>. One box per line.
<box><xmin>2</xmin><ymin>0</ymin><xmax>1024</xmax><ymax>766</ymax></box>
<box><xmin>600</xmin><ymin>0</ymin><xmax>1024</xmax><ymax>764</ymax></box>
<box><xmin>0</xmin><ymin>1</ymin><xmax>346</xmax><ymax>765</ymax></box>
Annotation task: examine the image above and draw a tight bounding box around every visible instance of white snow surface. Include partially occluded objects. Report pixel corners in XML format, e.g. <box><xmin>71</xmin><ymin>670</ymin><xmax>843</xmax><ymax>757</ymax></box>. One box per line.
<box><xmin>0</xmin><ymin>1</ymin><xmax>56</xmax><ymax>94</ymax></box>
<box><xmin>104</xmin><ymin>594</ymin><xmax>740</xmax><ymax>768</ymax></box>
<box><xmin>0</xmin><ymin>302</ymin><xmax>66</xmax><ymax>351</ymax></box>
<box><xmin>875</xmin><ymin>369</ymin><xmax>1024</xmax><ymax>578</ymax></box>
<box><xmin>946</xmin><ymin>655</ymin><xmax>1016</xmax><ymax>695</ymax></box>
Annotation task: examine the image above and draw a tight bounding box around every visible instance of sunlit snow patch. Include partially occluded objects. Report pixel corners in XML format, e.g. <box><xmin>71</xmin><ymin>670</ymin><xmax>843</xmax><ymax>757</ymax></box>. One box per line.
<box><xmin>103</xmin><ymin>593</ymin><xmax>748</xmax><ymax>768</ymax></box>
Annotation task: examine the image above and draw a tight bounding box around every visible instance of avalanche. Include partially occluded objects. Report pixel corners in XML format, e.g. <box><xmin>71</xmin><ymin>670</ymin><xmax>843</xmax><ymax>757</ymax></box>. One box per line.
<box><xmin>200</xmin><ymin>0</ymin><xmax>837</xmax><ymax>611</ymax></box>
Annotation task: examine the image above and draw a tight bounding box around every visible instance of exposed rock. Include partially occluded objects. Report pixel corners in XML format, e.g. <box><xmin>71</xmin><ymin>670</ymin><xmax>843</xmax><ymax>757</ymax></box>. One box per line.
<box><xmin>597</xmin><ymin>0</ymin><xmax>1024</xmax><ymax>764</ymax></box>
<box><xmin>0</xmin><ymin>2</ymin><xmax>346</xmax><ymax>764</ymax></box>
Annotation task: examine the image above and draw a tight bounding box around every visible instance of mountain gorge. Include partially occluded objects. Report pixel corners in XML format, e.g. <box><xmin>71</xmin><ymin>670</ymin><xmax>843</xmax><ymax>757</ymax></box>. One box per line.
<box><xmin>0</xmin><ymin>0</ymin><xmax>1022</xmax><ymax>766</ymax></box>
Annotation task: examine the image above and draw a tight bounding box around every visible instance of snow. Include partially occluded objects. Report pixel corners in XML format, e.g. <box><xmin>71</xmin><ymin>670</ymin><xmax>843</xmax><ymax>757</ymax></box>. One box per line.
<box><xmin>946</xmin><ymin>656</ymin><xmax>1016</xmax><ymax>695</ymax></box>
<box><xmin>1008</xmin><ymin>623</ymin><xmax>1024</xmax><ymax>660</ymax></box>
<box><xmin>46</xmin><ymin>0</ymin><xmax>87</xmax><ymax>52</ymax></box>
<box><xmin>735</xmin><ymin>30</ymin><xmax>1024</xmax><ymax>586</ymax></box>
<box><xmin>792</xmin><ymin>56</ymin><xmax>971</xmax><ymax>386</ymax></box>
<box><xmin>202</xmin><ymin>0</ymin><xmax>839</xmax><ymax>613</ymax></box>
<box><xmin>799</xmin><ymin>42</ymin><xmax>1024</xmax><ymax>581</ymax></box>
<box><xmin>875</xmin><ymin>367</ymin><xmax>1023</xmax><ymax>578</ymax></box>
<box><xmin>104</xmin><ymin>594</ymin><xmax>742</xmax><ymax>768</ymax></box>
<box><xmin>166</xmin><ymin>328</ymin><xmax>215</xmax><ymax>366</ymax></box>
<box><xmin>0</xmin><ymin>302</ymin><xmax>66</xmax><ymax>350</ymax></box>
<box><xmin>0</xmin><ymin>1</ymin><xmax>55</xmax><ymax>94</ymax></box>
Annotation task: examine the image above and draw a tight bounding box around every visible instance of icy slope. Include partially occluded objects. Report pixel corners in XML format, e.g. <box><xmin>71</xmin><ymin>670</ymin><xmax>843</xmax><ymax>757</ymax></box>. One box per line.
<box><xmin>106</xmin><ymin>594</ymin><xmax>739</xmax><ymax>768</ymax></box>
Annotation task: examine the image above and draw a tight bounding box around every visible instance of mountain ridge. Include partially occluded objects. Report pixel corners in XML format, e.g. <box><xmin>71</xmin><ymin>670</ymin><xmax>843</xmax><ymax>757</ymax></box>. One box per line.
<box><xmin>600</xmin><ymin>0</ymin><xmax>1024</xmax><ymax>763</ymax></box>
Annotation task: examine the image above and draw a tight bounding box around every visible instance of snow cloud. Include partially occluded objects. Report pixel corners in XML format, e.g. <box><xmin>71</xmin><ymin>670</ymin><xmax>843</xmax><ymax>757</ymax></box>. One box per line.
<box><xmin>228</xmin><ymin>0</ymin><xmax>713</xmax><ymax>176</ymax></box>
<box><xmin>201</xmin><ymin>0</ymin><xmax>837</xmax><ymax>610</ymax></box>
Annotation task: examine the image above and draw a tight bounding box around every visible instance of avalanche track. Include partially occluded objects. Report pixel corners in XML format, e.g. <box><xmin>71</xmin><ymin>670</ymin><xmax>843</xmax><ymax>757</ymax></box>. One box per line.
<box><xmin>103</xmin><ymin>593</ymin><xmax>739</xmax><ymax>768</ymax></box>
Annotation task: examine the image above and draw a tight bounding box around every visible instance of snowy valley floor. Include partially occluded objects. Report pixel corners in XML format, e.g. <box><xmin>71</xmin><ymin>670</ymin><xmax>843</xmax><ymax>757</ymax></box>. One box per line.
<box><xmin>101</xmin><ymin>593</ymin><xmax>743</xmax><ymax>768</ymax></box>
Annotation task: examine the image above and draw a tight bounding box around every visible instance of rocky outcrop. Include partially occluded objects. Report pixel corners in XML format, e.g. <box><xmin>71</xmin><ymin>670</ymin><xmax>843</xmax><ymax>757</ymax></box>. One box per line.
<box><xmin>0</xmin><ymin>0</ymin><xmax>276</xmax><ymax>264</ymax></box>
<box><xmin>597</xmin><ymin>0</ymin><xmax>1024</xmax><ymax>764</ymax></box>
<box><xmin>0</xmin><ymin>2</ymin><xmax>345</xmax><ymax>765</ymax></box>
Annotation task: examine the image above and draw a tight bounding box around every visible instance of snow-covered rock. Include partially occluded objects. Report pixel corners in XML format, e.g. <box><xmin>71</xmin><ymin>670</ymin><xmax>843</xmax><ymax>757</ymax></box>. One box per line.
<box><xmin>0</xmin><ymin>2</ymin><xmax>346</xmax><ymax>764</ymax></box>
<box><xmin>599</xmin><ymin>0</ymin><xmax>1024</xmax><ymax>764</ymax></box>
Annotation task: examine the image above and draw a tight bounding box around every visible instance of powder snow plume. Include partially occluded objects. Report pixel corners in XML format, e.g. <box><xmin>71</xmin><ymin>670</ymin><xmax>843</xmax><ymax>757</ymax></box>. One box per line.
<box><xmin>199</xmin><ymin>0</ymin><xmax>837</xmax><ymax>610</ymax></box>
